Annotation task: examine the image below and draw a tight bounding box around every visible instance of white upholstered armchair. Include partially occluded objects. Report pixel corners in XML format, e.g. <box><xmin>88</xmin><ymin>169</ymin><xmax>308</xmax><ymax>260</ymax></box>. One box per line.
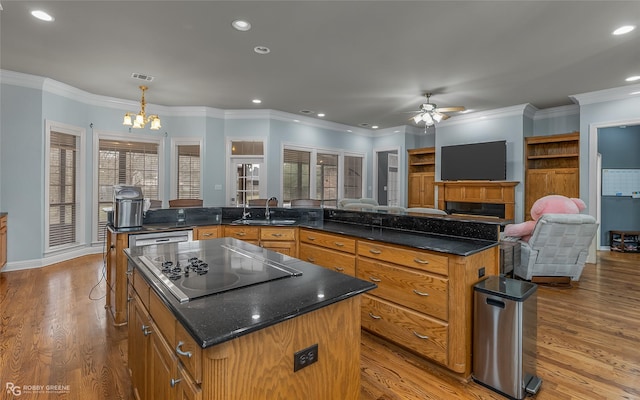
<box><xmin>514</xmin><ymin>213</ymin><xmax>598</xmax><ymax>281</ymax></box>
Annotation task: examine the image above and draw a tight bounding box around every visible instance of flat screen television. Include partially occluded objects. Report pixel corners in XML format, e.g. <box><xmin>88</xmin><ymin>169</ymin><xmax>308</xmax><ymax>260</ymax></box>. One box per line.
<box><xmin>440</xmin><ymin>140</ymin><xmax>507</xmax><ymax>181</ymax></box>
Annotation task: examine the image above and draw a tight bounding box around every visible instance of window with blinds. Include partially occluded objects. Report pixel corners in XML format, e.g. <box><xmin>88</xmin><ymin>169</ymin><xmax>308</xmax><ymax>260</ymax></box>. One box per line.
<box><xmin>177</xmin><ymin>144</ymin><xmax>201</xmax><ymax>199</ymax></box>
<box><xmin>97</xmin><ymin>139</ymin><xmax>159</xmax><ymax>240</ymax></box>
<box><xmin>49</xmin><ymin>131</ymin><xmax>79</xmax><ymax>248</ymax></box>
<box><xmin>316</xmin><ymin>153</ymin><xmax>338</xmax><ymax>207</ymax></box>
<box><xmin>344</xmin><ymin>155</ymin><xmax>363</xmax><ymax>199</ymax></box>
<box><xmin>283</xmin><ymin>149</ymin><xmax>311</xmax><ymax>203</ymax></box>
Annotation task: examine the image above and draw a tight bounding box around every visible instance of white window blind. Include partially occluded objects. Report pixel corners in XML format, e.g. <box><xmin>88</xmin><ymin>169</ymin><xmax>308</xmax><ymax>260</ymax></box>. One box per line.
<box><xmin>177</xmin><ymin>144</ymin><xmax>201</xmax><ymax>199</ymax></box>
<box><xmin>49</xmin><ymin>131</ymin><xmax>79</xmax><ymax>248</ymax></box>
<box><xmin>97</xmin><ymin>139</ymin><xmax>159</xmax><ymax>240</ymax></box>
<box><xmin>316</xmin><ymin>153</ymin><xmax>338</xmax><ymax>207</ymax></box>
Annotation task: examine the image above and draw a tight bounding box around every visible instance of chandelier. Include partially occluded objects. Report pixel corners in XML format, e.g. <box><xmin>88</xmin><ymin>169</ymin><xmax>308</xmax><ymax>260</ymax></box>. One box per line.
<box><xmin>123</xmin><ymin>85</ymin><xmax>162</xmax><ymax>130</ymax></box>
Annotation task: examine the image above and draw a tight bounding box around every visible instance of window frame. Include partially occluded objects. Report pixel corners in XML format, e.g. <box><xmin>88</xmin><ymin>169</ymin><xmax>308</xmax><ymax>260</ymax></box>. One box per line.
<box><xmin>225</xmin><ymin>138</ymin><xmax>267</xmax><ymax>206</ymax></box>
<box><xmin>92</xmin><ymin>130</ymin><xmax>164</xmax><ymax>244</ymax></box>
<box><xmin>170</xmin><ymin>137</ymin><xmax>203</xmax><ymax>201</ymax></box>
<box><xmin>44</xmin><ymin>120</ymin><xmax>86</xmax><ymax>253</ymax></box>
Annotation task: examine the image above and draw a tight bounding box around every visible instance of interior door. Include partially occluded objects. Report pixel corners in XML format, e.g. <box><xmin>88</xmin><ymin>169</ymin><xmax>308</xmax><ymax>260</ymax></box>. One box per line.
<box><xmin>376</xmin><ymin>150</ymin><xmax>399</xmax><ymax>206</ymax></box>
<box><xmin>229</xmin><ymin>158</ymin><xmax>265</xmax><ymax>206</ymax></box>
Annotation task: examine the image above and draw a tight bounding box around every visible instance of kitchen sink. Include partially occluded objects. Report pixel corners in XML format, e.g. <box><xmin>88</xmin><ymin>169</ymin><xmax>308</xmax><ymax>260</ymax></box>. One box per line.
<box><xmin>231</xmin><ymin>219</ymin><xmax>297</xmax><ymax>226</ymax></box>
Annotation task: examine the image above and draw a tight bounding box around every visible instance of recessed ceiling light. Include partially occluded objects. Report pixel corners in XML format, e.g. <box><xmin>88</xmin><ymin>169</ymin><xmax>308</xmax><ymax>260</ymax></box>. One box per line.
<box><xmin>293</xmin><ymin>119</ymin><xmax>301</xmax><ymax>123</ymax></box>
<box><xmin>252</xmin><ymin>99</ymin><xmax>262</xmax><ymax>104</ymax></box>
<box><xmin>31</xmin><ymin>10</ymin><xmax>54</xmax><ymax>22</ymax></box>
<box><xmin>254</xmin><ymin>46</ymin><xmax>270</xmax><ymax>55</ymax></box>
<box><xmin>347</xmin><ymin>129</ymin><xmax>353</xmax><ymax>132</ymax></box>
<box><xmin>317</xmin><ymin>113</ymin><xmax>325</xmax><ymax>117</ymax></box>
<box><xmin>232</xmin><ymin>20</ymin><xmax>251</xmax><ymax>31</ymax></box>
<box><xmin>372</xmin><ymin>125</ymin><xmax>379</xmax><ymax>129</ymax></box>
<box><xmin>625</xmin><ymin>75</ymin><xmax>640</xmax><ymax>82</ymax></box>
<box><xmin>612</xmin><ymin>25</ymin><xmax>635</xmax><ymax>35</ymax></box>
<box><xmin>630</xmin><ymin>91</ymin><xmax>640</xmax><ymax>95</ymax></box>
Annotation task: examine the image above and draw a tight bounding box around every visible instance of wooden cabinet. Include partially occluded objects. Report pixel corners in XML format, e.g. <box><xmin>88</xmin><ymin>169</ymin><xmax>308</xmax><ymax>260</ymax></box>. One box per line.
<box><xmin>298</xmin><ymin>228</ymin><xmax>356</xmax><ymax>276</ymax></box>
<box><xmin>435</xmin><ymin>181</ymin><xmax>519</xmax><ymax>220</ymax></box>
<box><xmin>223</xmin><ymin>226</ymin><xmax>259</xmax><ymax>245</ymax></box>
<box><xmin>193</xmin><ymin>226</ymin><xmax>221</xmax><ymax>240</ymax></box>
<box><xmin>259</xmin><ymin>227</ymin><xmax>297</xmax><ymax>256</ymax></box>
<box><xmin>0</xmin><ymin>214</ymin><xmax>7</xmax><ymax>270</ymax></box>
<box><xmin>525</xmin><ymin>132</ymin><xmax>580</xmax><ymax>216</ymax></box>
<box><xmin>107</xmin><ymin>229</ymin><xmax>129</xmax><ymax>325</ymax></box>
<box><xmin>408</xmin><ymin>148</ymin><xmax>436</xmax><ymax>208</ymax></box>
<box><xmin>357</xmin><ymin>238</ymin><xmax>498</xmax><ymax>376</ymax></box>
<box><xmin>128</xmin><ymin>291</ymin><xmax>151</xmax><ymax>400</ymax></box>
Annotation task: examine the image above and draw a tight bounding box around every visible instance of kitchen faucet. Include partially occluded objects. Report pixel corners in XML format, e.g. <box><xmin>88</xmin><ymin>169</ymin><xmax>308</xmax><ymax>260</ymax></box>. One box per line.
<box><xmin>265</xmin><ymin>197</ymin><xmax>277</xmax><ymax>220</ymax></box>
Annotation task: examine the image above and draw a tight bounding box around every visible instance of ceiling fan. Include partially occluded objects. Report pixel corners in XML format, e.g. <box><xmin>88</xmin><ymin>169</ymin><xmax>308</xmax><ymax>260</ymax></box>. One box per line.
<box><xmin>409</xmin><ymin>93</ymin><xmax>465</xmax><ymax>127</ymax></box>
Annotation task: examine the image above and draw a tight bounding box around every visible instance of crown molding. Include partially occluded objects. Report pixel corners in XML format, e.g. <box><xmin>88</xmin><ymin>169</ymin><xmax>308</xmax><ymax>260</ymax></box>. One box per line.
<box><xmin>570</xmin><ymin>83</ymin><xmax>640</xmax><ymax>105</ymax></box>
<box><xmin>439</xmin><ymin>103</ymin><xmax>532</xmax><ymax>127</ymax></box>
<box><xmin>533</xmin><ymin>104</ymin><xmax>579</xmax><ymax>120</ymax></box>
<box><xmin>1</xmin><ymin>69</ymin><xmax>46</xmax><ymax>90</ymax></box>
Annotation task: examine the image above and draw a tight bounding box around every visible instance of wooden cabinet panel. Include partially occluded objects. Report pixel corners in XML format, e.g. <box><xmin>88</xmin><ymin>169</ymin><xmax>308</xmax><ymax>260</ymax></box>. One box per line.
<box><xmin>408</xmin><ymin>173</ymin><xmax>435</xmax><ymax>208</ymax></box>
<box><xmin>176</xmin><ymin>365</ymin><xmax>202</xmax><ymax>400</ymax></box>
<box><xmin>149</xmin><ymin>289</ymin><xmax>176</xmax><ymax>346</ymax></box>
<box><xmin>299</xmin><ymin>243</ymin><xmax>356</xmax><ymax>276</ymax></box>
<box><xmin>194</xmin><ymin>226</ymin><xmax>220</xmax><ymax>240</ymax></box>
<box><xmin>525</xmin><ymin>168</ymin><xmax>578</xmax><ymax>217</ymax></box>
<box><xmin>357</xmin><ymin>258</ymin><xmax>448</xmax><ymax>321</ymax></box>
<box><xmin>260</xmin><ymin>241</ymin><xmax>296</xmax><ymax>257</ymax></box>
<box><xmin>128</xmin><ymin>292</ymin><xmax>150</xmax><ymax>400</ymax></box>
<box><xmin>0</xmin><ymin>215</ymin><xmax>7</xmax><ymax>270</ymax></box>
<box><xmin>106</xmin><ymin>230</ymin><xmax>129</xmax><ymax>325</ymax></box>
<box><xmin>148</xmin><ymin>322</ymin><xmax>178</xmax><ymax>400</ymax></box>
<box><xmin>361</xmin><ymin>295</ymin><xmax>448</xmax><ymax>366</ymax></box>
<box><xmin>299</xmin><ymin>228</ymin><xmax>356</xmax><ymax>254</ymax></box>
<box><xmin>357</xmin><ymin>239</ymin><xmax>448</xmax><ymax>276</ymax></box>
<box><xmin>133</xmin><ymin>269</ymin><xmax>150</xmax><ymax>309</ymax></box>
<box><xmin>175</xmin><ymin>322</ymin><xmax>202</xmax><ymax>384</ymax></box>
<box><xmin>259</xmin><ymin>227</ymin><xmax>296</xmax><ymax>241</ymax></box>
<box><xmin>223</xmin><ymin>226</ymin><xmax>260</xmax><ymax>241</ymax></box>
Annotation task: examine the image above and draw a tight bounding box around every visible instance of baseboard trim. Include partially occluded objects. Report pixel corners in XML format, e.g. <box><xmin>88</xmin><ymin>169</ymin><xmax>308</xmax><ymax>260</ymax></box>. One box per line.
<box><xmin>3</xmin><ymin>246</ymin><xmax>105</xmax><ymax>272</ymax></box>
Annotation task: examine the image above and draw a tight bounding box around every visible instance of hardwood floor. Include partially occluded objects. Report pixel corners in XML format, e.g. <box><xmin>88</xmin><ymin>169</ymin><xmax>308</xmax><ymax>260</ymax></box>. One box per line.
<box><xmin>1</xmin><ymin>250</ymin><xmax>638</xmax><ymax>399</ymax></box>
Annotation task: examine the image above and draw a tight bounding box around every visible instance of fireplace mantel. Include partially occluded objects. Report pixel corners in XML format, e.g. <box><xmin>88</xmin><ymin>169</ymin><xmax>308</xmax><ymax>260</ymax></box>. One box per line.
<box><xmin>435</xmin><ymin>181</ymin><xmax>519</xmax><ymax>220</ymax></box>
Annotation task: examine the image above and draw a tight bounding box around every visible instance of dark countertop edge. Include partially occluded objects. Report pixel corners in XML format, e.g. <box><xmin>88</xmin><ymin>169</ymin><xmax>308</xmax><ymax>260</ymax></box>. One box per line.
<box><xmin>198</xmin><ymin>287</ymin><xmax>374</xmax><ymax>348</ymax></box>
<box><xmin>126</xmin><ymin>248</ymin><xmax>375</xmax><ymax>349</ymax></box>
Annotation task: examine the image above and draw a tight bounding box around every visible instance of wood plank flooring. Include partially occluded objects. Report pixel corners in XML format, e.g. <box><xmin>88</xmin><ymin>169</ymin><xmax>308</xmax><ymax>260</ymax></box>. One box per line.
<box><xmin>1</xmin><ymin>250</ymin><xmax>638</xmax><ymax>399</ymax></box>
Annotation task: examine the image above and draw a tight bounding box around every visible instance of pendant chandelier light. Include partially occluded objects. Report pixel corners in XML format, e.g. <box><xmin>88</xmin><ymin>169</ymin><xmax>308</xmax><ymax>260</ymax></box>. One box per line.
<box><xmin>123</xmin><ymin>85</ymin><xmax>161</xmax><ymax>130</ymax></box>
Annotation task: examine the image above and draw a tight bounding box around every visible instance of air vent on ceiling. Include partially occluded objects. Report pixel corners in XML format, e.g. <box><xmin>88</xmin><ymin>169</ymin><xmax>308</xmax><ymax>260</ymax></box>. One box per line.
<box><xmin>359</xmin><ymin>123</ymin><xmax>370</xmax><ymax>127</ymax></box>
<box><xmin>300</xmin><ymin>110</ymin><xmax>313</xmax><ymax>114</ymax></box>
<box><xmin>131</xmin><ymin>73</ymin><xmax>154</xmax><ymax>82</ymax></box>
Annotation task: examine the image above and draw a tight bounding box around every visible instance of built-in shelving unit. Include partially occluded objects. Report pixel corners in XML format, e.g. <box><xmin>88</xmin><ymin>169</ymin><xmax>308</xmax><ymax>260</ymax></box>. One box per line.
<box><xmin>407</xmin><ymin>147</ymin><xmax>436</xmax><ymax>208</ymax></box>
<box><xmin>525</xmin><ymin>132</ymin><xmax>580</xmax><ymax>215</ymax></box>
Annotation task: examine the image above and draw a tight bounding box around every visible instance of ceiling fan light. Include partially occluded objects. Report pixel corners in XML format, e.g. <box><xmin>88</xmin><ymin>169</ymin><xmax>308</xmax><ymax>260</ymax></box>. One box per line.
<box><xmin>123</xmin><ymin>114</ymin><xmax>132</xmax><ymax>126</ymax></box>
<box><xmin>150</xmin><ymin>117</ymin><xmax>161</xmax><ymax>130</ymax></box>
<box><xmin>432</xmin><ymin>112</ymin><xmax>444</xmax><ymax>123</ymax></box>
<box><xmin>413</xmin><ymin>114</ymin><xmax>423</xmax><ymax>124</ymax></box>
<box><xmin>422</xmin><ymin>113</ymin><xmax>434</xmax><ymax>124</ymax></box>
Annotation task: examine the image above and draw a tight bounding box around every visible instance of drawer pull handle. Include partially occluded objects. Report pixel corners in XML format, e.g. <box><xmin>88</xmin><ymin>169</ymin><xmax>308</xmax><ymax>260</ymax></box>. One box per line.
<box><xmin>413</xmin><ymin>289</ymin><xmax>430</xmax><ymax>297</ymax></box>
<box><xmin>307</xmin><ymin>257</ymin><xmax>316</xmax><ymax>262</ymax></box>
<box><xmin>334</xmin><ymin>267</ymin><xmax>344</xmax><ymax>272</ymax></box>
<box><xmin>235</xmin><ymin>232</ymin><xmax>246</xmax><ymax>236</ymax></box>
<box><xmin>271</xmin><ymin>233</ymin><xmax>283</xmax><ymax>237</ymax></box>
<box><xmin>170</xmin><ymin>378</ymin><xmax>181</xmax><ymax>388</ymax></box>
<box><xmin>413</xmin><ymin>258</ymin><xmax>429</xmax><ymax>265</ymax></box>
<box><xmin>413</xmin><ymin>331</ymin><xmax>429</xmax><ymax>340</ymax></box>
<box><xmin>369</xmin><ymin>276</ymin><xmax>381</xmax><ymax>282</ymax></box>
<box><xmin>368</xmin><ymin>312</ymin><xmax>382</xmax><ymax>320</ymax></box>
<box><xmin>334</xmin><ymin>242</ymin><xmax>345</xmax><ymax>247</ymax></box>
<box><xmin>369</xmin><ymin>248</ymin><xmax>382</xmax><ymax>255</ymax></box>
<box><xmin>141</xmin><ymin>325</ymin><xmax>152</xmax><ymax>336</ymax></box>
<box><xmin>307</xmin><ymin>236</ymin><xmax>316</xmax><ymax>241</ymax></box>
<box><xmin>176</xmin><ymin>341</ymin><xmax>192</xmax><ymax>358</ymax></box>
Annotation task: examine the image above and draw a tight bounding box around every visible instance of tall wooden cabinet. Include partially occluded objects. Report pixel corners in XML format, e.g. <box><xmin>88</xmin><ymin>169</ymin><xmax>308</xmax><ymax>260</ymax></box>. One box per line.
<box><xmin>407</xmin><ymin>147</ymin><xmax>436</xmax><ymax>208</ymax></box>
<box><xmin>525</xmin><ymin>132</ymin><xmax>580</xmax><ymax>216</ymax></box>
<box><xmin>0</xmin><ymin>214</ymin><xmax>7</xmax><ymax>270</ymax></box>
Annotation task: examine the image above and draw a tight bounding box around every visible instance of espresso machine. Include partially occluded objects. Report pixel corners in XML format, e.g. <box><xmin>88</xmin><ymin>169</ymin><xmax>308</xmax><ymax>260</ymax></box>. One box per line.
<box><xmin>113</xmin><ymin>185</ymin><xmax>144</xmax><ymax>229</ymax></box>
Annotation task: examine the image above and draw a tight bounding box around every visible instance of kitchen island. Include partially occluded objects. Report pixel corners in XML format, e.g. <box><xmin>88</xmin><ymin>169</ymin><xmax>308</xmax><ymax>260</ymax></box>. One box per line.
<box><xmin>125</xmin><ymin>237</ymin><xmax>376</xmax><ymax>400</ymax></box>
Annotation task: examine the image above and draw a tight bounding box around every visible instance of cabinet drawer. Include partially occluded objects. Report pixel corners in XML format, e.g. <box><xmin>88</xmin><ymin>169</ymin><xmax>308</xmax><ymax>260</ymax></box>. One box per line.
<box><xmin>175</xmin><ymin>322</ymin><xmax>202</xmax><ymax>384</ymax></box>
<box><xmin>149</xmin><ymin>289</ymin><xmax>176</xmax><ymax>345</ymax></box>
<box><xmin>299</xmin><ymin>243</ymin><xmax>356</xmax><ymax>276</ymax></box>
<box><xmin>361</xmin><ymin>295</ymin><xmax>448</xmax><ymax>366</ymax></box>
<box><xmin>299</xmin><ymin>229</ymin><xmax>356</xmax><ymax>254</ymax></box>
<box><xmin>223</xmin><ymin>226</ymin><xmax>260</xmax><ymax>241</ymax></box>
<box><xmin>259</xmin><ymin>227</ymin><xmax>296</xmax><ymax>241</ymax></box>
<box><xmin>357</xmin><ymin>258</ymin><xmax>448</xmax><ymax>320</ymax></box>
<box><xmin>133</xmin><ymin>269</ymin><xmax>150</xmax><ymax>309</ymax></box>
<box><xmin>357</xmin><ymin>239</ymin><xmax>448</xmax><ymax>276</ymax></box>
<box><xmin>194</xmin><ymin>226</ymin><xmax>220</xmax><ymax>240</ymax></box>
<box><xmin>261</xmin><ymin>241</ymin><xmax>296</xmax><ymax>257</ymax></box>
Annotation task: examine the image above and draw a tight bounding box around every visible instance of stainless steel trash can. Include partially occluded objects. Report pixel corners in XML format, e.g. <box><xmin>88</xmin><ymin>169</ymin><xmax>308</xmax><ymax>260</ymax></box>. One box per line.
<box><xmin>473</xmin><ymin>276</ymin><xmax>541</xmax><ymax>399</ymax></box>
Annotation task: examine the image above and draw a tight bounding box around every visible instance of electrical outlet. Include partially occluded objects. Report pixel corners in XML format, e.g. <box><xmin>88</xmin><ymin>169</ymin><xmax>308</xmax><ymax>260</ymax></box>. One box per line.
<box><xmin>478</xmin><ymin>267</ymin><xmax>486</xmax><ymax>278</ymax></box>
<box><xmin>293</xmin><ymin>343</ymin><xmax>318</xmax><ymax>372</ymax></box>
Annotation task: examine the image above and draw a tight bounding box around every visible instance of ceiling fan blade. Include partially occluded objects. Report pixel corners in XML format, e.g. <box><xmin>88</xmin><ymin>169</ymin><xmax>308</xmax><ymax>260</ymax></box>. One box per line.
<box><xmin>440</xmin><ymin>114</ymin><xmax>451</xmax><ymax>120</ymax></box>
<box><xmin>436</xmin><ymin>106</ymin><xmax>465</xmax><ymax>112</ymax></box>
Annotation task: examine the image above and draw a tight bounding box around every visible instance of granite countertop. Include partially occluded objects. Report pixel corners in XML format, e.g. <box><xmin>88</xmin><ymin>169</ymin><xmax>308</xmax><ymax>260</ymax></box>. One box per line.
<box><xmin>304</xmin><ymin>220</ymin><xmax>497</xmax><ymax>256</ymax></box>
<box><xmin>125</xmin><ymin>238</ymin><xmax>376</xmax><ymax>349</ymax></box>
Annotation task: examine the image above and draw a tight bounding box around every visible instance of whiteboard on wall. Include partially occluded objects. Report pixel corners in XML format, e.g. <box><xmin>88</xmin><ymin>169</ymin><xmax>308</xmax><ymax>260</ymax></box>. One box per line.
<box><xmin>602</xmin><ymin>169</ymin><xmax>640</xmax><ymax>196</ymax></box>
